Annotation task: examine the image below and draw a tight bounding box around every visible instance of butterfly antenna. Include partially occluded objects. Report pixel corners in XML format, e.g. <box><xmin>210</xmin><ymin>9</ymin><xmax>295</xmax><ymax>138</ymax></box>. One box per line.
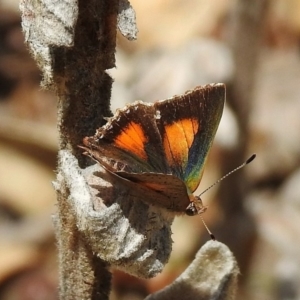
<box><xmin>199</xmin><ymin>153</ymin><xmax>256</xmax><ymax>197</ymax></box>
<box><xmin>200</xmin><ymin>215</ymin><xmax>216</xmax><ymax>240</ymax></box>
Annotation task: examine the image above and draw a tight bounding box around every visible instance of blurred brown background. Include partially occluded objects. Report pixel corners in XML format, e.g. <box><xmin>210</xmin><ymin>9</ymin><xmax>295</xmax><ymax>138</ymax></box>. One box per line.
<box><xmin>1</xmin><ymin>0</ymin><xmax>300</xmax><ymax>299</ymax></box>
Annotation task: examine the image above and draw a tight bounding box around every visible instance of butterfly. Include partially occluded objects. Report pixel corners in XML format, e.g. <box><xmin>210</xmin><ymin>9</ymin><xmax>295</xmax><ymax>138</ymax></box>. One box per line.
<box><xmin>81</xmin><ymin>83</ymin><xmax>225</xmax><ymax>216</ymax></box>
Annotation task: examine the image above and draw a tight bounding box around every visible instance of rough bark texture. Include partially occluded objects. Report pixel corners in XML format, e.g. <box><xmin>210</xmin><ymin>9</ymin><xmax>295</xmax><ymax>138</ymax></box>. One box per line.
<box><xmin>20</xmin><ymin>0</ymin><xmax>129</xmax><ymax>299</ymax></box>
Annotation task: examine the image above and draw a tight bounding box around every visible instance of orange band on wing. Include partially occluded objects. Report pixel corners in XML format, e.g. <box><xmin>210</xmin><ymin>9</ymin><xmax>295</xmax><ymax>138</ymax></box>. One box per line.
<box><xmin>114</xmin><ymin>122</ymin><xmax>148</xmax><ymax>160</ymax></box>
<box><xmin>180</xmin><ymin>118</ymin><xmax>199</xmax><ymax>147</ymax></box>
<box><xmin>163</xmin><ymin>118</ymin><xmax>199</xmax><ymax>167</ymax></box>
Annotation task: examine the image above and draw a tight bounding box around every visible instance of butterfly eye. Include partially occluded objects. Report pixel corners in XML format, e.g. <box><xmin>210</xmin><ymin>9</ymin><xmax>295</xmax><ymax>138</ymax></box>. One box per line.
<box><xmin>185</xmin><ymin>203</ymin><xmax>198</xmax><ymax>216</ymax></box>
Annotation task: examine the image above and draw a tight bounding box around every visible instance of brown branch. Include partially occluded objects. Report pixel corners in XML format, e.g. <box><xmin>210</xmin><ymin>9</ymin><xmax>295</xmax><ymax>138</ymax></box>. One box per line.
<box><xmin>20</xmin><ymin>0</ymin><xmax>130</xmax><ymax>298</ymax></box>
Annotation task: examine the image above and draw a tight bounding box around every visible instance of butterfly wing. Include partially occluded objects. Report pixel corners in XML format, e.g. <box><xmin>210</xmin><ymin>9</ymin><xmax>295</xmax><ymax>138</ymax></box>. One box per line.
<box><xmin>108</xmin><ymin>171</ymin><xmax>190</xmax><ymax>212</ymax></box>
<box><xmin>83</xmin><ymin>101</ymin><xmax>171</xmax><ymax>174</ymax></box>
<box><xmin>154</xmin><ymin>83</ymin><xmax>225</xmax><ymax>192</ymax></box>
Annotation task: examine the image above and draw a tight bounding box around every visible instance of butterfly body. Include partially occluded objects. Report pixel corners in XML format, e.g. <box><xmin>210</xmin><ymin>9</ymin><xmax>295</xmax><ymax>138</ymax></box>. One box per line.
<box><xmin>82</xmin><ymin>84</ymin><xmax>225</xmax><ymax>215</ymax></box>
